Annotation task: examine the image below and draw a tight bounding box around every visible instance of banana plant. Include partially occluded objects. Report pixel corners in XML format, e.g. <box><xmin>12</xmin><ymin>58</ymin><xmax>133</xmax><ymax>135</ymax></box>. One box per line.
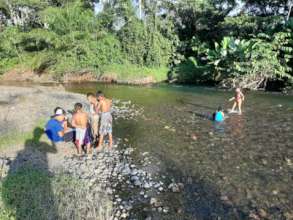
<box><xmin>206</xmin><ymin>36</ymin><xmax>253</xmax><ymax>81</ymax></box>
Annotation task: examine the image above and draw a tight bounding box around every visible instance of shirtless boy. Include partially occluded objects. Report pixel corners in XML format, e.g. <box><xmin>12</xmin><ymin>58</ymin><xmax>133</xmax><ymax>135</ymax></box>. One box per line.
<box><xmin>87</xmin><ymin>93</ymin><xmax>99</xmax><ymax>142</ymax></box>
<box><xmin>229</xmin><ymin>88</ymin><xmax>245</xmax><ymax>115</ymax></box>
<box><xmin>71</xmin><ymin>103</ymin><xmax>91</xmax><ymax>155</ymax></box>
<box><xmin>96</xmin><ymin>91</ymin><xmax>113</xmax><ymax>150</ymax></box>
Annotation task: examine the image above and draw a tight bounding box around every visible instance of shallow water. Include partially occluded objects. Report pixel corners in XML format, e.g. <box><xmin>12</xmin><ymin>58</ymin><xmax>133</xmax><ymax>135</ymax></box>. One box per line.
<box><xmin>68</xmin><ymin>83</ymin><xmax>293</xmax><ymax>219</ymax></box>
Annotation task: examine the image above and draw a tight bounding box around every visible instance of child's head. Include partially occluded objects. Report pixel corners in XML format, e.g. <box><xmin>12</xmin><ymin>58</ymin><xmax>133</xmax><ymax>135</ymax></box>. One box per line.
<box><xmin>53</xmin><ymin>107</ymin><xmax>65</xmax><ymax>121</ymax></box>
<box><xmin>217</xmin><ymin>106</ymin><xmax>223</xmax><ymax>112</ymax></box>
<box><xmin>96</xmin><ymin>90</ymin><xmax>104</xmax><ymax>101</ymax></box>
<box><xmin>86</xmin><ymin>92</ymin><xmax>96</xmax><ymax>103</ymax></box>
<box><xmin>235</xmin><ymin>88</ymin><xmax>241</xmax><ymax>93</ymax></box>
<box><xmin>74</xmin><ymin>103</ymin><xmax>83</xmax><ymax>112</ymax></box>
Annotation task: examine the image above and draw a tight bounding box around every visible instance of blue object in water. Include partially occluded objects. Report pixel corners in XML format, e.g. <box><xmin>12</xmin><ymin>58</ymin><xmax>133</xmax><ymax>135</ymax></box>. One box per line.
<box><xmin>215</xmin><ymin>111</ymin><xmax>224</xmax><ymax>122</ymax></box>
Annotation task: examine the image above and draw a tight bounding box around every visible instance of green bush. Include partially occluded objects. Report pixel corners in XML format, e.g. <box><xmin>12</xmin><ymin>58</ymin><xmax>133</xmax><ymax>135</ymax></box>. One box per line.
<box><xmin>118</xmin><ymin>19</ymin><xmax>172</xmax><ymax>67</ymax></box>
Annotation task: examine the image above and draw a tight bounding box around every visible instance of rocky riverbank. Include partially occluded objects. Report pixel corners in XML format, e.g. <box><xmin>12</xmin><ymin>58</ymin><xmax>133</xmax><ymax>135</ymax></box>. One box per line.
<box><xmin>0</xmin><ymin>69</ymin><xmax>159</xmax><ymax>85</ymax></box>
<box><xmin>0</xmin><ymin>85</ymin><xmax>180</xmax><ymax>220</ymax></box>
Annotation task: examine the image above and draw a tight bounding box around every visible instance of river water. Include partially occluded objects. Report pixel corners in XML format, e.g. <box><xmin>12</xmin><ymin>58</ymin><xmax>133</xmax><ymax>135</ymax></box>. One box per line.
<box><xmin>67</xmin><ymin>83</ymin><xmax>293</xmax><ymax>220</ymax></box>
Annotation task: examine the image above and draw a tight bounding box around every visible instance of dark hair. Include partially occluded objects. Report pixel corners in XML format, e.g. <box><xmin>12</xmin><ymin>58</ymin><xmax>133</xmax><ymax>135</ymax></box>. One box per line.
<box><xmin>217</xmin><ymin>106</ymin><xmax>223</xmax><ymax>111</ymax></box>
<box><xmin>96</xmin><ymin>90</ymin><xmax>104</xmax><ymax>97</ymax></box>
<box><xmin>74</xmin><ymin>103</ymin><xmax>83</xmax><ymax>110</ymax></box>
<box><xmin>86</xmin><ymin>92</ymin><xmax>95</xmax><ymax>97</ymax></box>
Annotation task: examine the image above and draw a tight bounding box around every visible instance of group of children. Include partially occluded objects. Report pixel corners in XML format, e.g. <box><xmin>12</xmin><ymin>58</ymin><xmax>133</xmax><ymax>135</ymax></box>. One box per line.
<box><xmin>61</xmin><ymin>91</ymin><xmax>113</xmax><ymax>155</ymax></box>
<box><xmin>212</xmin><ymin>88</ymin><xmax>245</xmax><ymax>122</ymax></box>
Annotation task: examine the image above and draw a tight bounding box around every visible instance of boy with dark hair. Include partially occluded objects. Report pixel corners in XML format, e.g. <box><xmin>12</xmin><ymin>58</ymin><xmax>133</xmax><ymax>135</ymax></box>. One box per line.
<box><xmin>72</xmin><ymin>103</ymin><xmax>91</xmax><ymax>155</ymax></box>
<box><xmin>96</xmin><ymin>91</ymin><xmax>113</xmax><ymax>150</ymax></box>
<box><xmin>213</xmin><ymin>106</ymin><xmax>225</xmax><ymax>122</ymax></box>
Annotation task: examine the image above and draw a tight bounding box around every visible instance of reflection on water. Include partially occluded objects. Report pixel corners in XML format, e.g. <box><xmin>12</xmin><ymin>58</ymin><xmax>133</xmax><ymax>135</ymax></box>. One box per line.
<box><xmin>66</xmin><ymin>83</ymin><xmax>293</xmax><ymax>219</ymax></box>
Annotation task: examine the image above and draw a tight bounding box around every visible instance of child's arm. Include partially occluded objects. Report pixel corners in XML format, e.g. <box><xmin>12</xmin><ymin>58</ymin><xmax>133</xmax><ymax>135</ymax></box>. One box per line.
<box><xmin>241</xmin><ymin>92</ymin><xmax>245</xmax><ymax>101</ymax></box>
<box><xmin>229</xmin><ymin>97</ymin><xmax>235</xmax><ymax>101</ymax></box>
<box><xmin>58</xmin><ymin>130</ymin><xmax>65</xmax><ymax>138</ymax></box>
<box><xmin>95</xmin><ymin>102</ymin><xmax>101</xmax><ymax>113</ymax></box>
<box><xmin>71</xmin><ymin>115</ymin><xmax>77</xmax><ymax>128</ymax></box>
<box><xmin>63</xmin><ymin>120</ymin><xmax>68</xmax><ymax>131</ymax></box>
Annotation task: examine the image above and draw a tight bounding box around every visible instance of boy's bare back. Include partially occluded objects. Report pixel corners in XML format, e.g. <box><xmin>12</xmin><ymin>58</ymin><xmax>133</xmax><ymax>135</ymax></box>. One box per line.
<box><xmin>72</xmin><ymin>111</ymin><xmax>88</xmax><ymax>129</ymax></box>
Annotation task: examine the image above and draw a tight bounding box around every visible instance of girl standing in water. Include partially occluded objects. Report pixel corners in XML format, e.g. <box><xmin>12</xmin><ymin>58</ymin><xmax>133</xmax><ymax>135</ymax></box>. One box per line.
<box><xmin>229</xmin><ymin>88</ymin><xmax>245</xmax><ymax>115</ymax></box>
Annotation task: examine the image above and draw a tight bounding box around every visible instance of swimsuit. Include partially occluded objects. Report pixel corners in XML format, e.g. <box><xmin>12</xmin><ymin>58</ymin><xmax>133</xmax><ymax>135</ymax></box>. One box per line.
<box><xmin>75</xmin><ymin>127</ymin><xmax>91</xmax><ymax>146</ymax></box>
<box><xmin>99</xmin><ymin>112</ymin><xmax>113</xmax><ymax>135</ymax></box>
<box><xmin>235</xmin><ymin>93</ymin><xmax>242</xmax><ymax>102</ymax></box>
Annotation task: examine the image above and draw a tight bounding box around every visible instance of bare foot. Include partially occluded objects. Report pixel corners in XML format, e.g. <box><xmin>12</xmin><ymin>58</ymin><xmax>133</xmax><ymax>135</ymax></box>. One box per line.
<box><xmin>96</xmin><ymin>146</ymin><xmax>103</xmax><ymax>152</ymax></box>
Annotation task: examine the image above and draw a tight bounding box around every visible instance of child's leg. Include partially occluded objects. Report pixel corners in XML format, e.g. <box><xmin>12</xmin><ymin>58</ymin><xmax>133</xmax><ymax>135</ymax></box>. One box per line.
<box><xmin>231</xmin><ymin>102</ymin><xmax>237</xmax><ymax>112</ymax></box>
<box><xmin>97</xmin><ymin>135</ymin><xmax>104</xmax><ymax>150</ymax></box>
<box><xmin>109</xmin><ymin>133</ymin><xmax>113</xmax><ymax>148</ymax></box>
<box><xmin>92</xmin><ymin>116</ymin><xmax>99</xmax><ymax>140</ymax></box>
<box><xmin>76</xmin><ymin>143</ymin><xmax>82</xmax><ymax>155</ymax></box>
<box><xmin>86</xmin><ymin>143</ymin><xmax>91</xmax><ymax>154</ymax></box>
<box><xmin>238</xmin><ymin>100</ymin><xmax>242</xmax><ymax>115</ymax></box>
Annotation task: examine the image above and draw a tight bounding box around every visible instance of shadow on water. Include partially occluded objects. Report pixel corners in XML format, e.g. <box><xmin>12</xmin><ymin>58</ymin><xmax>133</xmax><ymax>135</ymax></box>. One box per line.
<box><xmin>163</xmin><ymin>163</ymin><xmax>248</xmax><ymax>220</ymax></box>
<box><xmin>2</xmin><ymin>127</ymin><xmax>58</xmax><ymax>220</ymax></box>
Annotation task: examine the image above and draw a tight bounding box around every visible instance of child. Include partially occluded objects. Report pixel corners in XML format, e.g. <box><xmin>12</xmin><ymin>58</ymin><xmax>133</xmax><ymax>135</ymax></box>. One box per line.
<box><xmin>86</xmin><ymin>93</ymin><xmax>99</xmax><ymax>142</ymax></box>
<box><xmin>96</xmin><ymin>91</ymin><xmax>113</xmax><ymax>150</ymax></box>
<box><xmin>229</xmin><ymin>88</ymin><xmax>245</xmax><ymax>115</ymax></box>
<box><xmin>71</xmin><ymin>103</ymin><xmax>91</xmax><ymax>155</ymax></box>
<box><xmin>213</xmin><ymin>106</ymin><xmax>225</xmax><ymax>122</ymax></box>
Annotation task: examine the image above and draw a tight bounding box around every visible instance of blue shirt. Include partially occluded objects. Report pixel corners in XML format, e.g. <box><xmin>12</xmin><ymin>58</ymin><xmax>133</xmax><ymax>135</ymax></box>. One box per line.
<box><xmin>45</xmin><ymin>118</ymin><xmax>64</xmax><ymax>142</ymax></box>
<box><xmin>215</xmin><ymin>111</ymin><xmax>224</xmax><ymax>122</ymax></box>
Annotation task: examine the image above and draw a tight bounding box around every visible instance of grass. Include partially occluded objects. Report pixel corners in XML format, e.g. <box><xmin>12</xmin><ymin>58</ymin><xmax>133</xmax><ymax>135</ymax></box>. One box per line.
<box><xmin>0</xmin><ymin>168</ymin><xmax>113</xmax><ymax>220</ymax></box>
<box><xmin>0</xmin><ymin>119</ymin><xmax>46</xmax><ymax>152</ymax></box>
<box><xmin>102</xmin><ymin>63</ymin><xmax>169</xmax><ymax>83</ymax></box>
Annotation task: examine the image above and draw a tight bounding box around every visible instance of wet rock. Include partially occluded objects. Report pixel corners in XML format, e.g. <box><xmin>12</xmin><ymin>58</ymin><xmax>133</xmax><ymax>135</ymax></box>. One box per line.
<box><xmin>272</xmin><ymin>190</ymin><xmax>279</xmax><ymax>195</ymax></box>
<box><xmin>120</xmin><ymin>212</ymin><xmax>128</xmax><ymax>218</ymax></box>
<box><xmin>249</xmin><ymin>212</ymin><xmax>261</xmax><ymax>220</ymax></box>
<box><xmin>168</xmin><ymin>183</ymin><xmax>181</xmax><ymax>193</ymax></box>
<box><xmin>258</xmin><ymin>209</ymin><xmax>267</xmax><ymax>218</ymax></box>
<box><xmin>143</xmin><ymin>182</ymin><xmax>151</xmax><ymax>189</ymax></box>
<box><xmin>163</xmin><ymin>207</ymin><xmax>169</xmax><ymax>213</ymax></box>
<box><xmin>286</xmin><ymin>158</ymin><xmax>293</xmax><ymax>166</ymax></box>
<box><xmin>150</xmin><ymin>197</ymin><xmax>162</xmax><ymax>207</ymax></box>
<box><xmin>284</xmin><ymin>211</ymin><xmax>293</xmax><ymax>220</ymax></box>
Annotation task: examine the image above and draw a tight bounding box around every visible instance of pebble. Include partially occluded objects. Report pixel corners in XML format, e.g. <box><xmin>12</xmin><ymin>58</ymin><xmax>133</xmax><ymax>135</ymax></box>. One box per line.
<box><xmin>272</xmin><ymin>190</ymin><xmax>279</xmax><ymax>195</ymax></box>
<box><xmin>143</xmin><ymin>182</ymin><xmax>151</xmax><ymax>189</ymax></box>
<box><xmin>258</xmin><ymin>209</ymin><xmax>267</xmax><ymax>218</ymax></box>
<box><xmin>168</xmin><ymin>183</ymin><xmax>181</xmax><ymax>193</ymax></box>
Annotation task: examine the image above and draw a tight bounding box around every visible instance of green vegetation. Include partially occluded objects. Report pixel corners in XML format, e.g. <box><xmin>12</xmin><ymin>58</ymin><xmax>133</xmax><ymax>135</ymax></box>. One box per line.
<box><xmin>0</xmin><ymin>120</ymin><xmax>46</xmax><ymax>151</ymax></box>
<box><xmin>103</xmin><ymin>64</ymin><xmax>169</xmax><ymax>82</ymax></box>
<box><xmin>0</xmin><ymin>168</ymin><xmax>112</xmax><ymax>220</ymax></box>
<box><xmin>0</xmin><ymin>0</ymin><xmax>292</xmax><ymax>89</ymax></box>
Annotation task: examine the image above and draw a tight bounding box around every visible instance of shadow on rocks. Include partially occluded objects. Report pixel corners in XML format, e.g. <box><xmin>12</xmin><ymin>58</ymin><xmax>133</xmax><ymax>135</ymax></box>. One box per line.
<box><xmin>1</xmin><ymin>127</ymin><xmax>58</xmax><ymax>220</ymax></box>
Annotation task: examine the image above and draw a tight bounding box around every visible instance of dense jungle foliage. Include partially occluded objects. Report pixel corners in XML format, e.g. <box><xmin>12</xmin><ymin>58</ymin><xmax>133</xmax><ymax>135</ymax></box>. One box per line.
<box><xmin>0</xmin><ymin>0</ymin><xmax>292</xmax><ymax>89</ymax></box>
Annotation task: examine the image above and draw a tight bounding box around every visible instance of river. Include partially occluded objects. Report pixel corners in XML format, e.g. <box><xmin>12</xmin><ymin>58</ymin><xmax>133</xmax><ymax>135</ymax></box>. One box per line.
<box><xmin>65</xmin><ymin>83</ymin><xmax>293</xmax><ymax>220</ymax></box>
